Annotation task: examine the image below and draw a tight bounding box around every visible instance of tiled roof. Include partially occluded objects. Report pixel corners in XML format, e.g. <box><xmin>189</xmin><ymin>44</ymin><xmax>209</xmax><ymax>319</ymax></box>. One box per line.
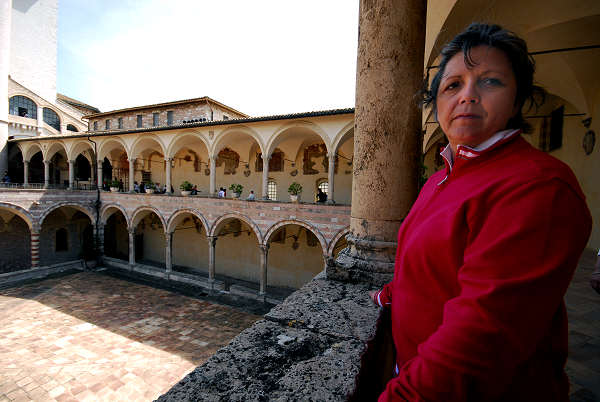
<box><xmin>9</xmin><ymin>107</ymin><xmax>355</xmax><ymax>142</ymax></box>
<box><xmin>57</xmin><ymin>93</ymin><xmax>101</xmax><ymax>114</ymax></box>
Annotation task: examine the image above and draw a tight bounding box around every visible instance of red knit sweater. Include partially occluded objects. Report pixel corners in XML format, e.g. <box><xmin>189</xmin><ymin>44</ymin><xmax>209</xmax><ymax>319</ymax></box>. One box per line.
<box><xmin>376</xmin><ymin>133</ymin><xmax>592</xmax><ymax>401</ymax></box>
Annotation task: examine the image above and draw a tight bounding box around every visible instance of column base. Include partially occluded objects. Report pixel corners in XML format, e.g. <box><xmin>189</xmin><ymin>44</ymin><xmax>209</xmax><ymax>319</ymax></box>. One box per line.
<box><xmin>326</xmin><ymin>234</ymin><xmax>396</xmax><ymax>287</ymax></box>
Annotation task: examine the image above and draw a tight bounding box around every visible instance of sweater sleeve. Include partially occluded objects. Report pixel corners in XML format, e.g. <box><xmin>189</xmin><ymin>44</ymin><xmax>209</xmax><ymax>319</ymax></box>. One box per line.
<box><xmin>379</xmin><ymin>178</ymin><xmax>592</xmax><ymax>401</ymax></box>
<box><xmin>375</xmin><ymin>282</ymin><xmax>394</xmax><ymax>307</ymax></box>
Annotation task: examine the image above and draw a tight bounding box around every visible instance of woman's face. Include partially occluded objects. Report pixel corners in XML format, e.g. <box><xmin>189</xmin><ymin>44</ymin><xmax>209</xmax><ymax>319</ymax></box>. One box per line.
<box><xmin>436</xmin><ymin>45</ymin><xmax>518</xmax><ymax>153</ymax></box>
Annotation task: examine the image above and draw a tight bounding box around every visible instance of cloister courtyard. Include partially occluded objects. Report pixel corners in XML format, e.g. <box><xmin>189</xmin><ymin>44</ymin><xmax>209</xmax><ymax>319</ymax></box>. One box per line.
<box><xmin>0</xmin><ymin>271</ymin><xmax>261</xmax><ymax>401</ymax></box>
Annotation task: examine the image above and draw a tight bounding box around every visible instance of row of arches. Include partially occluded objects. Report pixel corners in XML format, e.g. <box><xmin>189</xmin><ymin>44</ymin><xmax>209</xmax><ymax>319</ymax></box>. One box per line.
<box><xmin>11</xmin><ymin>119</ymin><xmax>355</xmax><ymax>203</ymax></box>
<box><xmin>0</xmin><ymin>201</ymin><xmax>349</xmax><ymax>299</ymax></box>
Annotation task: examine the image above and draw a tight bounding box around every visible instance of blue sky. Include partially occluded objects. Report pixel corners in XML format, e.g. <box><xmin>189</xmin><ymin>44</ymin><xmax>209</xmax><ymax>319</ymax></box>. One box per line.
<box><xmin>57</xmin><ymin>1</ymin><xmax>359</xmax><ymax>116</ymax></box>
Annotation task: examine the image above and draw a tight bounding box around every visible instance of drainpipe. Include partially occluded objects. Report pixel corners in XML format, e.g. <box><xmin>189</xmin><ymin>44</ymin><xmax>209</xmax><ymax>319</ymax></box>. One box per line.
<box><xmin>87</xmin><ymin>135</ymin><xmax>102</xmax><ymax>267</ymax></box>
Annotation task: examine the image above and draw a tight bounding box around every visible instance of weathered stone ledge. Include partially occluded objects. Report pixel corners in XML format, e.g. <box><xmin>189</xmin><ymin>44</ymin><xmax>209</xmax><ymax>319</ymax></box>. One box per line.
<box><xmin>157</xmin><ymin>273</ymin><xmax>380</xmax><ymax>401</ymax></box>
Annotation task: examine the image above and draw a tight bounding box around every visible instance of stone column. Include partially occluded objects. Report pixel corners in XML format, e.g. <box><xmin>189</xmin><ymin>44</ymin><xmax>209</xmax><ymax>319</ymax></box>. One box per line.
<box><xmin>128</xmin><ymin>158</ymin><xmax>135</xmax><ymax>192</ymax></box>
<box><xmin>23</xmin><ymin>160</ymin><xmax>29</xmax><ymax>186</ymax></box>
<box><xmin>0</xmin><ymin>0</ymin><xmax>12</xmax><ymax>173</ymax></box>
<box><xmin>259</xmin><ymin>244</ymin><xmax>269</xmax><ymax>298</ymax></box>
<box><xmin>165</xmin><ymin>158</ymin><xmax>172</xmax><ymax>195</ymax></box>
<box><xmin>165</xmin><ymin>231</ymin><xmax>173</xmax><ymax>272</ymax></box>
<box><xmin>128</xmin><ymin>228</ymin><xmax>135</xmax><ymax>268</ymax></box>
<box><xmin>327</xmin><ymin>153</ymin><xmax>336</xmax><ymax>204</ymax></box>
<box><xmin>68</xmin><ymin>160</ymin><xmax>74</xmax><ymax>189</ymax></box>
<box><xmin>96</xmin><ymin>223</ymin><xmax>104</xmax><ymax>257</ymax></box>
<box><xmin>97</xmin><ymin>160</ymin><xmax>103</xmax><ymax>189</ymax></box>
<box><xmin>30</xmin><ymin>229</ymin><xmax>39</xmax><ymax>268</ymax></box>
<box><xmin>43</xmin><ymin>160</ymin><xmax>50</xmax><ymax>188</ymax></box>
<box><xmin>329</xmin><ymin>0</ymin><xmax>426</xmax><ymax>286</ymax></box>
<box><xmin>261</xmin><ymin>154</ymin><xmax>271</xmax><ymax>200</ymax></box>
<box><xmin>209</xmin><ymin>157</ymin><xmax>216</xmax><ymax>196</ymax></box>
<box><xmin>207</xmin><ymin>235</ymin><xmax>217</xmax><ymax>286</ymax></box>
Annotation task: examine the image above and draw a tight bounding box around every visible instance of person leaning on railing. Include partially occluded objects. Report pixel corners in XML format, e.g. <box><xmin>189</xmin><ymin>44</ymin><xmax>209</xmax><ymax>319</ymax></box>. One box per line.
<box><xmin>369</xmin><ymin>23</ymin><xmax>592</xmax><ymax>401</ymax></box>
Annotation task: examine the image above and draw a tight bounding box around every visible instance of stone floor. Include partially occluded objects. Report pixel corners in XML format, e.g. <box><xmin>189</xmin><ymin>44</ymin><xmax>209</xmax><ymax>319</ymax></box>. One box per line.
<box><xmin>0</xmin><ymin>272</ymin><xmax>261</xmax><ymax>401</ymax></box>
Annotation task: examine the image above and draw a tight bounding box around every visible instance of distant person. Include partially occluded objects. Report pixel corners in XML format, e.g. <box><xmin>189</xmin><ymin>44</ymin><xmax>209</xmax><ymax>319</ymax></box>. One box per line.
<box><xmin>118</xmin><ymin>178</ymin><xmax>124</xmax><ymax>192</ymax></box>
<box><xmin>139</xmin><ymin>182</ymin><xmax>146</xmax><ymax>193</ymax></box>
<box><xmin>316</xmin><ymin>188</ymin><xmax>327</xmax><ymax>203</ymax></box>
<box><xmin>191</xmin><ymin>185</ymin><xmax>198</xmax><ymax>195</ymax></box>
<box><xmin>3</xmin><ymin>171</ymin><xmax>10</xmax><ymax>183</ymax></box>
<box><xmin>246</xmin><ymin>190</ymin><xmax>255</xmax><ymax>200</ymax></box>
<box><xmin>218</xmin><ymin>187</ymin><xmax>225</xmax><ymax>198</ymax></box>
<box><xmin>134</xmin><ymin>181</ymin><xmax>140</xmax><ymax>193</ymax></box>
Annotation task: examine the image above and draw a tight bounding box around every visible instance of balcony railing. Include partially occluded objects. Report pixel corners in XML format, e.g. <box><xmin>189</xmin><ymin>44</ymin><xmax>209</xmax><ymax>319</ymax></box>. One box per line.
<box><xmin>0</xmin><ymin>182</ymin><xmax>98</xmax><ymax>191</ymax></box>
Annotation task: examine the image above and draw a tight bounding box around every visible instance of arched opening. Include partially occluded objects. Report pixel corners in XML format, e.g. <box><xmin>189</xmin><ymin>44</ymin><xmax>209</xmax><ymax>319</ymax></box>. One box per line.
<box><xmin>99</xmin><ymin>139</ymin><xmax>128</xmax><ymax>190</ymax></box>
<box><xmin>0</xmin><ymin>209</ymin><xmax>31</xmax><ymax>273</ymax></box>
<box><xmin>7</xmin><ymin>145</ymin><xmax>24</xmax><ymax>184</ymax></box>
<box><xmin>66</xmin><ymin>124</ymin><xmax>79</xmax><ymax>132</ymax></box>
<box><xmin>133</xmin><ymin>211</ymin><xmax>165</xmax><ymax>266</ymax></box>
<box><xmin>104</xmin><ymin>210</ymin><xmax>129</xmax><ymax>261</ymax></box>
<box><xmin>171</xmin><ymin>213</ymin><xmax>209</xmax><ymax>275</ymax></box>
<box><xmin>29</xmin><ymin>151</ymin><xmax>44</xmax><ymax>184</ymax></box>
<box><xmin>102</xmin><ymin>157</ymin><xmax>113</xmax><ymax>189</ymax></box>
<box><xmin>213</xmin><ymin>217</ymin><xmax>260</xmax><ymax>289</ymax></box>
<box><xmin>266</xmin><ymin>124</ymin><xmax>332</xmax><ymax>203</ymax></box>
<box><xmin>266</xmin><ymin>223</ymin><xmax>324</xmax><ymax>290</ymax></box>
<box><xmin>9</xmin><ymin>95</ymin><xmax>37</xmax><ymax>119</ymax></box>
<box><xmin>213</xmin><ymin>128</ymin><xmax>263</xmax><ymax>199</ymax></box>
<box><xmin>331</xmin><ymin>233</ymin><xmax>349</xmax><ymax>259</ymax></box>
<box><xmin>332</xmin><ymin>130</ymin><xmax>354</xmax><ymax>205</ymax></box>
<box><xmin>75</xmin><ymin>154</ymin><xmax>91</xmax><ymax>181</ymax></box>
<box><xmin>131</xmin><ymin>137</ymin><xmax>166</xmax><ymax>193</ymax></box>
<box><xmin>49</xmin><ymin>152</ymin><xmax>67</xmax><ymax>187</ymax></box>
<box><xmin>168</xmin><ymin>134</ymin><xmax>210</xmax><ymax>195</ymax></box>
<box><xmin>40</xmin><ymin>206</ymin><xmax>93</xmax><ymax>265</ymax></box>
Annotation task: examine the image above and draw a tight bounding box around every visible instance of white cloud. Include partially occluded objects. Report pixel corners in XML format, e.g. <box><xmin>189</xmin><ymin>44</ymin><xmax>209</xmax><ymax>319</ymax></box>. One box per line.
<box><xmin>58</xmin><ymin>0</ymin><xmax>358</xmax><ymax>116</ymax></box>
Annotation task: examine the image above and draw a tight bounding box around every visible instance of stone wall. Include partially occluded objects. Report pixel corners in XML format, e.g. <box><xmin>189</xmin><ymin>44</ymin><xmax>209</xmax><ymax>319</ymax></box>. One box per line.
<box><xmin>88</xmin><ymin>101</ymin><xmax>244</xmax><ymax>132</ymax></box>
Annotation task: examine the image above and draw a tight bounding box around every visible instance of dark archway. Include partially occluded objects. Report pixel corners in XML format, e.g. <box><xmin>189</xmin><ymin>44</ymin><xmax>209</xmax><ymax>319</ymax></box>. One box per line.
<box><xmin>29</xmin><ymin>151</ymin><xmax>44</xmax><ymax>184</ymax></box>
<box><xmin>75</xmin><ymin>154</ymin><xmax>91</xmax><ymax>181</ymax></box>
<box><xmin>40</xmin><ymin>207</ymin><xmax>93</xmax><ymax>265</ymax></box>
<box><xmin>104</xmin><ymin>211</ymin><xmax>129</xmax><ymax>261</ymax></box>
<box><xmin>0</xmin><ymin>211</ymin><xmax>31</xmax><ymax>273</ymax></box>
<box><xmin>7</xmin><ymin>145</ymin><xmax>24</xmax><ymax>183</ymax></box>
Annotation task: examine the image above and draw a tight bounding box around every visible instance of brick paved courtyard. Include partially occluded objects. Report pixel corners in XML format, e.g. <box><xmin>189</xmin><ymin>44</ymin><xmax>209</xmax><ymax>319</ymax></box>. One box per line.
<box><xmin>0</xmin><ymin>272</ymin><xmax>261</xmax><ymax>401</ymax></box>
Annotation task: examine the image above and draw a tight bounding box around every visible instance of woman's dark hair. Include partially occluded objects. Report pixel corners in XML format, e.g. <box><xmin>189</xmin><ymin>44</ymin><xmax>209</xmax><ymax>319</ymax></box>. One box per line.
<box><xmin>423</xmin><ymin>23</ymin><xmax>544</xmax><ymax>132</ymax></box>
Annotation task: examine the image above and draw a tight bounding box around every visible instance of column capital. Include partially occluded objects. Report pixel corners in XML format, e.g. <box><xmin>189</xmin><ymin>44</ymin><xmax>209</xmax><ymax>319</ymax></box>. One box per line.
<box><xmin>328</xmin><ymin>152</ymin><xmax>336</xmax><ymax>160</ymax></box>
<box><xmin>207</xmin><ymin>235</ymin><xmax>218</xmax><ymax>246</ymax></box>
<box><xmin>259</xmin><ymin>243</ymin><xmax>270</xmax><ymax>253</ymax></box>
<box><xmin>43</xmin><ymin>160</ymin><xmax>50</xmax><ymax>165</ymax></box>
<box><xmin>262</xmin><ymin>153</ymin><xmax>272</xmax><ymax>161</ymax></box>
<box><xmin>128</xmin><ymin>227</ymin><xmax>136</xmax><ymax>235</ymax></box>
<box><xmin>23</xmin><ymin>160</ymin><xmax>29</xmax><ymax>165</ymax></box>
<box><xmin>68</xmin><ymin>159</ymin><xmax>75</xmax><ymax>164</ymax></box>
<box><xmin>128</xmin><ymin>157</ymin><xmax>136</xmax><ymax>163</ymax></box>
<box><xmin>164</xmin><ymin>157</ymin><xmax>173</xmax><ymax>162</ymax></box>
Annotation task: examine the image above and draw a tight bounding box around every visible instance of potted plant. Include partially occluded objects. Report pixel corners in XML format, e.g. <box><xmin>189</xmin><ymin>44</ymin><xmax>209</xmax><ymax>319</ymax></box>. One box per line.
<box><xmin>180</xmin><ymin>180</ymin><xmax>193</xmax><ymax>196</ymax></box>
<box><xmin>110</xmin><ymin>179</ymin><xmax>120</xmax><ymax>192</ymax></box>
<box><xmin>288</xmin><ymin>182</ymin><xmax>302</xmax><ymax>202</ymax></box>
<box><xmin>145</xmin><ymin>181</ymin><xmax>157</xmax><ymax>193</ymax></box>
<box><xmin>229</xmin><ymin>183</ymin><xmax>243</xmax><ymax>198</ymax></box>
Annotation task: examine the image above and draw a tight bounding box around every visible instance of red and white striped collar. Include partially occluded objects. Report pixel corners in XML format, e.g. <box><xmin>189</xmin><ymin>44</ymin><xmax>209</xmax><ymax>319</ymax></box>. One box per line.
<box><xmin>440</xmin><ymin>128</ymin><xmax>521</xmax><ymax>170</ymax></box>
<box><xmin>438</xmin><ymin>129</ymin><xmax>521</xmax><ymax>185</ymax></box>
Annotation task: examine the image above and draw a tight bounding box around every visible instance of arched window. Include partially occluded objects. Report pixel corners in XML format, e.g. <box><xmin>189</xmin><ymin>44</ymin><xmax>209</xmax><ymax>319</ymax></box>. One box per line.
<box><xmin>56</xmin><ymin>228</ymin><xmax>68</xmax><ymax>251</ymax></box>
<box><xmin>267</xmin><ymin>180</ymin><xmax>277</xmax><ymax>200</ymax></box>
<box><xmin>317</xmin><ymin>179</ymin><xmax>328</xmax><ymax>196</ymax></box>
<box><xmin>66</xmin><ymin>124</ymin><xmax>78</xmax><ymax>132</ymax></box>
<box><xmin>43</xmin><ymin>108</ymin><xmax>61</xmax><ymax>131</ymax></box>
<box><xmin>9</xmin><ymin>96</ymin><xmax>37</xmax><ymax>119</ymax></box>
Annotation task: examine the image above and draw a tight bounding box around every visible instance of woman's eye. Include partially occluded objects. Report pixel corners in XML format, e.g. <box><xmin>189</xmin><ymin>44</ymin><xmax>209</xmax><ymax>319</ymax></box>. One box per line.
<box><xmin>443</xmin><ymin>81</ymin><xmax>459</xmax><ymax>91</ymax></box>
<box><xmin>481</xmin><ymin>78</ymin><xmax>503</xmax><ymax>87</ymax></box>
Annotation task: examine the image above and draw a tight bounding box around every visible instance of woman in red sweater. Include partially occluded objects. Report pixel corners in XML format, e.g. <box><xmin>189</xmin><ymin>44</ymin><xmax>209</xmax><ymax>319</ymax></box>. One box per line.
<box><xmin>370</xmin><ymin>23</ymin><xmax>592</xmax><ymax>401</ymax></box>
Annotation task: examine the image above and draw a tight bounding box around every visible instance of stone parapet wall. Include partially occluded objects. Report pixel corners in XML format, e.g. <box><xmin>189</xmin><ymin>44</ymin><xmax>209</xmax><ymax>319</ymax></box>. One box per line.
<box><xmin>158</xmin><ymin>273</ymin><xmax>382</xmax><ymax>401</ymax></box>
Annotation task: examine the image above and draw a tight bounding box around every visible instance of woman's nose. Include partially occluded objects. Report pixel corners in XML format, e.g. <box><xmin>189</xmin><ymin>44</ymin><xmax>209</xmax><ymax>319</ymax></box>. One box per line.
<box><xmin>459</xmin><ymin>83</ymin><xmax>479</xmax><ymax>104</ymax></box>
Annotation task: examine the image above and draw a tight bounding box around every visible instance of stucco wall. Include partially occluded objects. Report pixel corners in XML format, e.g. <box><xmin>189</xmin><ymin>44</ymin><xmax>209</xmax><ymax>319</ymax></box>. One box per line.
<box><xmin>10</xmin><ymin>0</ymin><xmax>57</xmax><ymax>103</ymax></box>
